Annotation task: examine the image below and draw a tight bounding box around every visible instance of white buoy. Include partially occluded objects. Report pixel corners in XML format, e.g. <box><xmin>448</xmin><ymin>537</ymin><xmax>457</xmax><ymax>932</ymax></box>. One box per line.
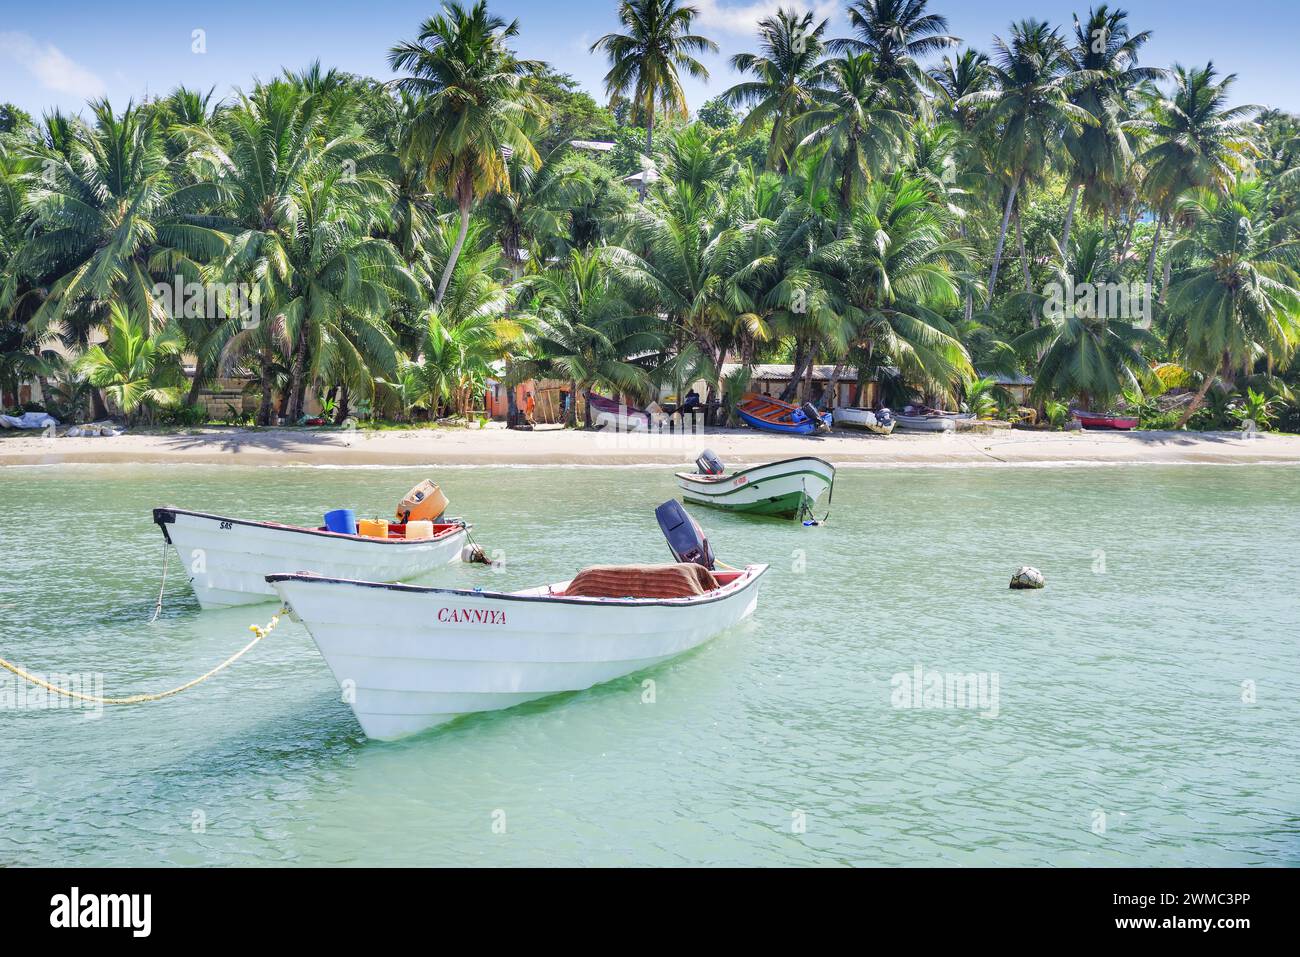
<box><xmin>1010</xmin><ymin>566</ymin><xmax>1045</xmax><ymax>589</ymax></box>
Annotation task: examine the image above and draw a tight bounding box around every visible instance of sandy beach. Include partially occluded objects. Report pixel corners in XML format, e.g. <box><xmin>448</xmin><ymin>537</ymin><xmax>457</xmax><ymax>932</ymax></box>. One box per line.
<box><xmin>4</xmin><ymin>423</ymin><xmax>1300</xmax><ymax>468</ymax></box>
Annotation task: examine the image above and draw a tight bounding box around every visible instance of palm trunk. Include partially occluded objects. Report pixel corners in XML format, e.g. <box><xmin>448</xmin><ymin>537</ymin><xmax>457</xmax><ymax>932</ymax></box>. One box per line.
<box><xmin>435</xmin><ymin>203</ymin><xmax>472</xmax><ymax>307</ymax></box>
<box><xmin>802</xmin><ymin>352</ymin><xmax>815</xmax><ymax>403</ymax></box>
<box><xmin>505</xmin><ymin>374</ymin><xmax>519</xmax><ymax>428</ymax></box>
<box><xmin>186</xmin><ymin>370</ymin><xmax>204</xmax><ymax>407</ymax></box>
<box><xmin>1161</xmin><ymin>239</ymin><xmax>1173</xmax><ymax>305</ymax></box>
<box><xmin>987</xmin><ymin>173</ymin><xmax>1022</xmax><ymax>308</ymax></box>
<box><xmin>959</xmin><ymin>223</ymin><xmax>974</xmax><ymax>322</ymax></box>
<box><xmin>827</xmin><ymin>363</ymin><xmax>843</xmax><ymax>410</ymax></box>
<box><xmin>1061</xmin><ymin>184</ymin><xmax>1080</xmax><ymax>265</ymax></box>
<box><xmin>91</xmin><ymin>388</ymin><xmax>110</xmax><ymax>421</ymax></box>
<box><xmin>286</xmin><ymin>323</ymin><xmax>308</xmax><ymax>422</ymax></box>
<box><xmin>333</xmin><ymin>384</ymin><xmax>350</xmax><ymax>426</ymax></box>
<box><xmin>568</xmin><ymin>379</ymin><xmax>579</xmax><ymax>428</ymax></box>
<box><xmin>1175</xmin><ymin>371</ymin><xmax>1217</xmax><ymax>429</ymax></box>
<box><xmin>1146</xmin><ymin>214</ymin><xmax>1164</xmax><ymax>291</ymax></box>
<box><xmin>257</xmin><ymin>347</ymin><xmax>274</xmax><ymax>426</ymax></box>
<box><xmin>780</xmin><ymin>340</ymin><xmax>807</xmax><ymax>402</ymax></box>
<box><xmin>1015</xmin><ymin>203</ymin><xmax>1032</xmax><ymax>293</ymax></box>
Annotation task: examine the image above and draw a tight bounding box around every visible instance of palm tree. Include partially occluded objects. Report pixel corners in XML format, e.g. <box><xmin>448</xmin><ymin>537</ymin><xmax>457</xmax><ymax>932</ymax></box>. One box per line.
<box><xmin>929</xmin><ymin>49</ymin><xmax>991</xmax><ymax>130</ymax></box>
<box><xmin>812</xmin><ymin>173</ymin><xmax>976</xmax><ymax>398</ymax></box>
<box><xmin>831</xmin><ymin>0</ymin><xmax>959</xmax><ymax>107</ymax></box>
<box><xmin>517</xmin><ymin>249</ymin><xmax>665</xmax><ymax>427</ymax></box>
<box><xmin>13</xmin><ymin>100</ymin><xmax>227</xmax><ymax>340</ymax></box>
<box><xmin>196</xmin><ymin>79</ymin><xmax>357</xmax><ymax>424</ymax></box>
<box><xmin>1137</xmin><ymin>63</ymin><xmax>1260</xmax><ymax>296</ymax></box>
<box><xmin>721</xmin><ymin>9</ymin><xmax>830</xmax><ymax>173</ymax></box>
<box><xmin>795</xmin><ymin>53</ymin><xmax>911</xmax><ymax>209</ymax></box>
<box><xmin>590</xmin><ymin>0</ymin><xmax>717</xmax><ymax>156</ymax></box>
<box><xmin>483</xmin><ymin>140</ymin><xmax>594</xmax><ymax>271</ymax></box>
<box><xmin>1059</xmin><ymin>7</ymin><xmax>1163</xmax><ymax>258</ymax></box>
<box><xmin>396</xmin><ymin>223</ymin><xmax>524</xmax><ymax>419</ymax></box>
<box><xmin>1011</xmin><ymin>227</ymin><xmax>1158</xmax><ymax>410</ymax></box>
<box><xmin>74</xmin><ymin>306</ymin><xmax>185</xmax><ymax>423</ymax></box>
<box><xmin>389</xmin><ymin>1</ymin><xmax>543</xmax><ymax>306</ymax></box>
<box><xmin>274</xmin><ymin>157</ymin><xmax>418</xmax><ymax>422</ymax></box>
<box><xmin>1165</xmin><ymin>182</ymin><xmax>1300</xmax><ymax>426</ymax></box>
<box><xmin>958</xmin><ymin>20</ymin><xmax>1096</xmax><ymax>307</ymax></box>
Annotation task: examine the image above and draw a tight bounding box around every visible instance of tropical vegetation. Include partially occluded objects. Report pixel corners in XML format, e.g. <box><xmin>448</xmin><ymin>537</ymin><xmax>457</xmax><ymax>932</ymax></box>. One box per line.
<box><xmin>2</xmin><ymin>1</ymin><xmax>1299</xmax><ymax>433</ymax></box>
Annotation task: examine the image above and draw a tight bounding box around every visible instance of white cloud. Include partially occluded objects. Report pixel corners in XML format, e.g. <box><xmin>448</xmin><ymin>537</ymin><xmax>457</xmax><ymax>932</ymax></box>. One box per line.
<box><xmin>0</xmin><ymin>31</ymin><xmax>107</xmax><ymax>101</ymax></box>
<box><xmin>692</xmin><ymin>0</ymin><xmax>839</xmax><ymax>36</ymax></box>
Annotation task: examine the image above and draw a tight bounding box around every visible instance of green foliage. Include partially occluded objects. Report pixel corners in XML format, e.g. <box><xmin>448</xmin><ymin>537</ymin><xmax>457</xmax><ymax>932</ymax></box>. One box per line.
<box><xmin>3</xmin><ymin>2</ymin><xmax>1300</xmax><ymax>435</ymax></box>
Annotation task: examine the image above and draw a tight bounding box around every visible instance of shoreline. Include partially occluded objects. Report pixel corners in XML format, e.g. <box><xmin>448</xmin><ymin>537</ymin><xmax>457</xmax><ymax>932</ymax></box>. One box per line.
<box><xmin>4</xmin><ymin>424</ymin><xmax>1300</xmax><ymax>469</ymax></box>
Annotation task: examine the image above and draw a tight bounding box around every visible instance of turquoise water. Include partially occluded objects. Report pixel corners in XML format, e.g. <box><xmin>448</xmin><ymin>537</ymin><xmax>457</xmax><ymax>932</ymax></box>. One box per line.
<box><xmin>1</xmin><ymin>463</ymin><xmax>1297</xmax><ymax>866</ymax></box>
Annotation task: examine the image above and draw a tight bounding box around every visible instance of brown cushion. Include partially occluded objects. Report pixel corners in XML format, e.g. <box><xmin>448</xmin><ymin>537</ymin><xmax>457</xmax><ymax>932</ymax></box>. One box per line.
<box><xmin>564</xmin><ymin>563</ymin><xmax>719</xmax><ymax>599</ymax></box>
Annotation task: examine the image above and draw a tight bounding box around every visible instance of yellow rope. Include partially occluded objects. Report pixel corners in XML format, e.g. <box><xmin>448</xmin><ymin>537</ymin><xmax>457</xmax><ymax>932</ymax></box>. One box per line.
<box><xmin>0</xmin><ymin>608</ymin><xmax>285</xmax><ymax>706</ymax></box>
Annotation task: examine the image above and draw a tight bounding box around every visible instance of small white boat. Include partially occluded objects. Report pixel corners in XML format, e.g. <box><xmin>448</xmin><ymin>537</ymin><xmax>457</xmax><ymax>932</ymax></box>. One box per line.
<box><xmin>268</xmin><ymin>503</ymin><xmax>768</xmax><ymax>741</ymax></box>
<box><xmin>154</xmin><ymin>506</ymin><xmax>469</xmax><ymax>609</ymax></box>
<box><xmin>894</xmin><ymin>408</ymin><xmax>975</xmax><ymax>432</ymax></box>
<box><xmin>832</xmin><ymin>406</ymin><xmax>895</xmax><ymax>434</ymax></box>
<box><xmin>675</xmin><ymin>451</ymin><xmax>835</xmax><ymax>518</ymax></box>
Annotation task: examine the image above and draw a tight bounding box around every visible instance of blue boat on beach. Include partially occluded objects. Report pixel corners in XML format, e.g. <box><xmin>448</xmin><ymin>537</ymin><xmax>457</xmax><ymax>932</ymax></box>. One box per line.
<box><xmin>736</xmin><ymin>393</ymin><xmax>832</xmax><ymax>435</ymax></box>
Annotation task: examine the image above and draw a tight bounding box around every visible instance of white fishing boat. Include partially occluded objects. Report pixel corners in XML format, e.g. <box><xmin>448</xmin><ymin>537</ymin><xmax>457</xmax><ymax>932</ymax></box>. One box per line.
<box><xmin>268</xmin><ymin>502</ymin><xmax>768</xmax><ymax>741</ymax></box>
<box><xmin>675</xmin><ymin>451</ymin><xmax>835</xmax><ymax>519</ymax></box>
<box><xmin>153</xmin><ymin>481</ymin><xmax>468</xmax><ymax>609</ymax></box>
<box><xmin>894</xmin><ymin>408</ymin><xmax>975</xmax><ymax>432</ymax></box>
<box><xmin>832</xmin><ymin>406</ymin><xmax>895</xmax><ymax>434</ymax></box>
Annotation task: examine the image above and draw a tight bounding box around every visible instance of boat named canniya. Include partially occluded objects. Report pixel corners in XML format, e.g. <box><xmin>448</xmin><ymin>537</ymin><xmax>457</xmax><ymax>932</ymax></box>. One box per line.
<box><xmin>676</xmin><ymin>449</ymin><xmax>835</xmax><ymax>519</ymax></box>
<box><xmin>154</xmin><ymin>480</ymin><xmax>468</xmax><ymax>609</ymax></box>
<box><xmin>268</xmin><ymin>501</ymin><xmax>767</xmax><ymax>741</ymax></box>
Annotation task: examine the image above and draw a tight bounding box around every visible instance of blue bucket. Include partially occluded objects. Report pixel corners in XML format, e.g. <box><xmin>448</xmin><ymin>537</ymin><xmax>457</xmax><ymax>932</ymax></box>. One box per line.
<box><xmin>324</xmin><ymin>509</ymin><xmax>358</xmax><ymax>535</ymax></box>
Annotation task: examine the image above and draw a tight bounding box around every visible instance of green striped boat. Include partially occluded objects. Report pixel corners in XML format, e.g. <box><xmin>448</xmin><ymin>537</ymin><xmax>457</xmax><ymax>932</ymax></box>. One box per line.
<box><xmin>675</xmin><ymin>457</ymin><xmax>836</xmax><ymax>519</ymax></box>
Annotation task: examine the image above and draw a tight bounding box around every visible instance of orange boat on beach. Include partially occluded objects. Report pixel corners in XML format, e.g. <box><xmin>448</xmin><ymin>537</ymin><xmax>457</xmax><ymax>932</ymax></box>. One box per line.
<box><xmin>736</xmin><ymin>393</ymin><xmax>832</xmax><ymax>435</ymax></box>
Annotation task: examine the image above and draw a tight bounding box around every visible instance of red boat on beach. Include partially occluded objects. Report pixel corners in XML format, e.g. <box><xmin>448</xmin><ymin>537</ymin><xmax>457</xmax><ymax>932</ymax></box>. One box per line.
<box><xmin>1072</xmin><ymin>410</ymin><xmax>1139</xmax><ymax>430</ymax></box>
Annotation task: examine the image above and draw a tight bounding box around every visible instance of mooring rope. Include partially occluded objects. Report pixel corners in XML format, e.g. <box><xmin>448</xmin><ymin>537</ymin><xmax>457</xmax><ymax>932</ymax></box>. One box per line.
<box><xmin>149</xmin><ymin>539</ymin><xmax>169</xmax><ymax>623</ymax></box>
<box><xmin>0</xmin><ymin>608</ymin><xmax>285</xmax><ymax>706</ymax></box>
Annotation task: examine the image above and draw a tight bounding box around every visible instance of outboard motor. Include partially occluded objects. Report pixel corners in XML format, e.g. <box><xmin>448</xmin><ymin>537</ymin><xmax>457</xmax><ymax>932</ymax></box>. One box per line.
<box><xmin>655</xmin><ymin>500</ymin><xmax>715</xmax><ymax>569</ymax></box>
<box><xmin>801</xmin><ymin>401</ymin><xmax>827</xmax><ymax>430</ymax></box>
<box><xmin>875</xmin><ymin>407</ymin><xmax>894</xmax><ymax>428</ymax></box>
<box><xmin>695</xmin><ymin>448</ymin><xmax>725</xmax><ymax>476</ymax></box>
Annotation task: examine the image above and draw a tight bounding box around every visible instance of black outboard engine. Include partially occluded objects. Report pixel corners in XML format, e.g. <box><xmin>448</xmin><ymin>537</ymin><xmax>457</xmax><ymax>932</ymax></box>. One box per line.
<box><xmin>695</xmin><ymin>448</ymin><xmax>725</xmax><ymax>476</ymax></box>
<box><xmin>801</xmin><ymin>401</ymin><xmax>827</xmax><ymax>430</ymax></box>
<box><xmin>655</xmin><ymin>500</ymin><xmax>715</xmax><ymax>569</ymax></box>
<box><xmin>875</xmin><ymin>407</ymin><xmax>894</xmax><ymax>428</ymax></box>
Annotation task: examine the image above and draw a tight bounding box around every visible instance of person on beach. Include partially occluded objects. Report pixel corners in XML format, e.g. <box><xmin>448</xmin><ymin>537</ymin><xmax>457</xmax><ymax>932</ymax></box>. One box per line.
<box><xmin>524</xmin><ymin>391</ymin><xmax>536</xmax><ymax>425</ymax></box>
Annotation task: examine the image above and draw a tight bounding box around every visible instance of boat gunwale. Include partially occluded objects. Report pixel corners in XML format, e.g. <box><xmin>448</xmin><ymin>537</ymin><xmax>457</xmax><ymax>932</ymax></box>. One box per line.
<box><xmin>154</xmin><ymin>506</ymin><xmax>470</xmax><ymax>546</ymax></box>
<box><xmin>267</xmin><ymin>562</ymin><xmax>769</xmax><ymax>609</ymax></box>
<box><xmin>673</xmin><ymin>455</ymin><xmax>836</xmax><ymax>485</ymax></box>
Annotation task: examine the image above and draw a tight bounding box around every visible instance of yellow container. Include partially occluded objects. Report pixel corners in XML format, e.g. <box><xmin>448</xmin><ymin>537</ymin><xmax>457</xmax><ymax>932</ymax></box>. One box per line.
<box><xmin>404</xmin><ymin>520</ymin><xmax>434</xmax><ymax>540</ymax></box>
<box><xmin>357</xmin><ymin>519</ymin><xmax>390</xmax><ymax>539</ymax></box>
<box><xmin>397</xmin><ymin>480</ymin><xmax>448</xmax><ymax>523</ymax></box>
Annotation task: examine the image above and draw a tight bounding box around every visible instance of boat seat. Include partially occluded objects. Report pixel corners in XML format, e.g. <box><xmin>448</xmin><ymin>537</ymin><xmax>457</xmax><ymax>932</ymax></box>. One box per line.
<box><xmin>563</xmin><ymin>563</ymin><xmax>720</xmax><ymax>599</ymax></box>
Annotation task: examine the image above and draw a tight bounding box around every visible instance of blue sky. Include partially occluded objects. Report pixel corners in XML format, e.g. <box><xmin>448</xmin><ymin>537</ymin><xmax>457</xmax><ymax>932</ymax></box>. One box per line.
<box><xmin>2</xmin><ymin>1</ymin><xmax>1295</xmax><ymax>119</ymax></box>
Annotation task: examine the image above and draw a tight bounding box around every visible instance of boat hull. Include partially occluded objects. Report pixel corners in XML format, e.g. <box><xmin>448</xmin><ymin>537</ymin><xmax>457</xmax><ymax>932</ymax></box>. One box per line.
<box><xmin>154</xmin><ymin>507</ymin><xmax>468</xmax><ymax>609</ymax></box>
<box><xmin>735</xmin><ymin>393</ymin><xmax>832</xmax><ymax>434</ymax></box>
<box><xmin>268</xmin><ymin>565</ymin><xmax>768</xmax><ymax>740</ymax></box>
<box><xmin>676</xmin><ymin>457</ymin><xmax>835</xmax><ymax>518</ymax></box>
<box><xmin>1073</xmin><ymin>411</ymin><xmax>1138</xmax><ymax>430</ymax></box>
<box><xmin>895</xmin><ymin>412</ymin><xmax>974</xmax><ymax>432</ymax></box>
<box><xmin>832</xmin><ymin>407</ymin><xmax>895</xmax><ymax>434</ymax></box>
